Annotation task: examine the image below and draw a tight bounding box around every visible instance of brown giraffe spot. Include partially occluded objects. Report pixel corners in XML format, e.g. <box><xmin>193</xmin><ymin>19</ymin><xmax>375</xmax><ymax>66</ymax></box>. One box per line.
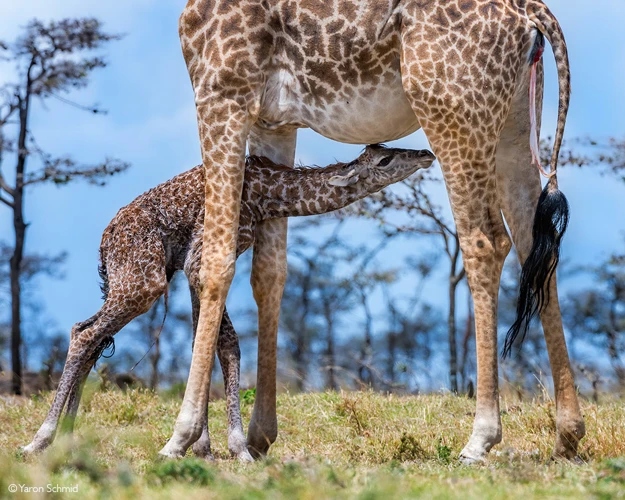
<box><xmin>337</xmin><ymin>1</ymin><xmax>358</xmax><ymax>22</ymax></box>
<box><xmin>301</xmin><ymin>0</ymin><xmax>334</xmax><ymax>18</ymax></box>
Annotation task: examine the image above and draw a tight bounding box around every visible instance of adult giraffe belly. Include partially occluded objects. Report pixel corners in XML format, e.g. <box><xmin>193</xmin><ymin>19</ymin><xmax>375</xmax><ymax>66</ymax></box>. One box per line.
<box><xmin>258</xmin><ymin>69</ymin><xmax>421</xmax><ymax>145</ymax></box>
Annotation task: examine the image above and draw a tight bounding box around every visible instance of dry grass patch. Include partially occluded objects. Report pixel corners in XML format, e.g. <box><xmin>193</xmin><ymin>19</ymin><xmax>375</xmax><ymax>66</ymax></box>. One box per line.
<box><xmin>0</xmin><ymin>388</ymin><xmax>624</xmax><ymax>498</ymax></box>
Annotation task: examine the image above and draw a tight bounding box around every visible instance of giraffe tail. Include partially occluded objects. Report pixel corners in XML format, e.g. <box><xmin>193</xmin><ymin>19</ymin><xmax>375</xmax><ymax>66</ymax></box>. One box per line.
<box><xmin>502</xmin><ymin>6</ymin><xmax>571</xmax><ymax>358</ymax></box>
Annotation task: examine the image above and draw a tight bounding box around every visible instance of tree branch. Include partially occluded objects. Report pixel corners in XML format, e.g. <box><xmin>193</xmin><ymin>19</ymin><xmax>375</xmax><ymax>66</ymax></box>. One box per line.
<box><xmin>23</xmin><ymin>157</ymin><xmax>130</xmax><ymax>186</ymax></box>
<box><xmin>0</xmin><ymin>171</ymin><xmax>15</xmax><ymax>197</ymax></box>
<box><xmin>0</xmin><ymin>97</ymin><xmax>20</xmax><ymax>127</ymax></box>
<box><xmin>0</xmin><ymin>192</ymin><xmax>14</xmax><ymax>208</ymax></box>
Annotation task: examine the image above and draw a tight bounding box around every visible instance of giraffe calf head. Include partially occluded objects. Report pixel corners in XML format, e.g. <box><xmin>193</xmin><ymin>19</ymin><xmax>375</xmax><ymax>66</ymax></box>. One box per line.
<box><xmin>328</xmin><ymin>144</ymin><xmax>436</xmax><ymax>195</ymax></box>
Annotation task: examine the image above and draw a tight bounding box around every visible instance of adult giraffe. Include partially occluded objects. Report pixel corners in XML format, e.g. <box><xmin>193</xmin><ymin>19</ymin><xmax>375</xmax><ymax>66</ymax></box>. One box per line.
<box><xmin>160</xmin><ymin>0</ymin><xmax>583</xmax><ymax>463</ymax></box>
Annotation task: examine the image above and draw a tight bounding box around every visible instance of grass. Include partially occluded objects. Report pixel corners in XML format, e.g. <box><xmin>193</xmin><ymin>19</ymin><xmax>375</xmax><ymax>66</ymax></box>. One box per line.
<box><xmin>1</xmin><ymin>388</ymin><xmax>625</xmax><ymax>498</ymax></box>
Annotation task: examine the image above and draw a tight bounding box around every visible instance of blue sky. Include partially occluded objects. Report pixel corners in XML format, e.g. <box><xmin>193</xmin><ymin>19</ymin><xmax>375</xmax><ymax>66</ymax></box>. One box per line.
<box><xmin>1</xmin><ymin>1</ymin><xmax>624</xmax><ymax>376</ymax></box>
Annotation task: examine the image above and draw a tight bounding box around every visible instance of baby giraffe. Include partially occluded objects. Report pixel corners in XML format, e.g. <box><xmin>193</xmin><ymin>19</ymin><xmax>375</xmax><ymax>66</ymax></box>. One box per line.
<box><xmin>23</xmin><ymin>145</ymin><xmax>435</xmax><ymax>460</ymax></box>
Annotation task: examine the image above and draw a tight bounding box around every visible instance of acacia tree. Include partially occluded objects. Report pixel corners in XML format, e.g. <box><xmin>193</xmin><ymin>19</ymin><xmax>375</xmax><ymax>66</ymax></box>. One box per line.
<box><xmin>539</xmin><ymin>136</ymin><xmax>625</xmax><ymax>173</ymax></box>
<box><xmin>0</xmin><ymin>241</ymin><xmax>67</xmax><ymax>372</ymax></box>
<box><xmin>281</xmin><ymin>220</ymin><xmax>348</xmax><ymax>391</ymax></box>
<box><xmin>351</xmin><ymin>170</ymin><xmax>466</xmax><ymax>393</ymax></box>
<box><xmin>0</xmin><ymin>19</ymin><xmax>128</xmax><ymax>394</ymax></box>
<box><xmin>566</xmin><ymin>251</ymin><xmax>625</xmax><ymax>389</ymax></box>
<box><xmin>380</xmin><ymin>286</ymin><xmax>442</xmax><ymax>392</ymax></box>
<box><xmin>286</xmin><ymin>214</ymin><xmax>416</xmax><ymax>391</ymax></box>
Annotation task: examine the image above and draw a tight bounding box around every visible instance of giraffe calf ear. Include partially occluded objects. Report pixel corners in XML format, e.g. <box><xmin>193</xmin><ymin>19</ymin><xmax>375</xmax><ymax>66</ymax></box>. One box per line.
<box><xmin>328</xmin><ymin>169</ymin><xmax>360</xmax><ymax>187</ymax></box>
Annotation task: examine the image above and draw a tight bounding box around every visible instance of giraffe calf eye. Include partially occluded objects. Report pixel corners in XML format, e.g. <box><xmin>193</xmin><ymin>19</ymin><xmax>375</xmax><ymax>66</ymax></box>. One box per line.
<box><xmin>377</xmin><ymin>156</ymin><xmax>392</xmax><ymax>167</ymax></box>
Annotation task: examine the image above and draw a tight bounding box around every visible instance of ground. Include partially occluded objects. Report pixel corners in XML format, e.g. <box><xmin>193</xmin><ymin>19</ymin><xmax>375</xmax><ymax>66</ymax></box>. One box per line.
<box><xmin>1</xmin><ymin>388</ymin><xmax>624</xmax><ymax>499</ymax></box>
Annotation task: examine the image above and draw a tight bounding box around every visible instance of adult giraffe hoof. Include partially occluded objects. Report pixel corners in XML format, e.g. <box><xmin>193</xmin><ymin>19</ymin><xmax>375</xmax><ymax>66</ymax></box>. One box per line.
<box><xmin>246</xmin><ymin>426</ymin><xmax>276</xmax><ymax>459</ymax></box>
<box><xmin>196</xmin><ymin>451</ymin><xmax>216</xmax><ymax>462</ymax></box>
<box><xmin>458</xmin><ymin>452</ymin><xmax>486</xmax><ymax>465</ymax></box>
<box><xmin>551</xmin><ymin>451</ymin><xmax>585</xmax><ymax>465</ymax></box>
<box><xmin>553</xmin><ymin>420</ymin><xmax>585</xmax><ymax>461</ymax></box>
<box><xmin>158</xmin><ymin>440</ymin><xmax>187</xmax><ymax>460</ymax></box>
<box><xmin>246</xmin><ymin>442</ymin><xmax>270</xmax><ymax>460</ymax></box>
<box><xmin>459</xmin><ymin>440</ymin><xmax>492</xmax><ymax>465</ymax></box>
<box><xmin>192</xmin><ymin>433</ymin><xmax>214</xmax><ymax>461</ymax></box>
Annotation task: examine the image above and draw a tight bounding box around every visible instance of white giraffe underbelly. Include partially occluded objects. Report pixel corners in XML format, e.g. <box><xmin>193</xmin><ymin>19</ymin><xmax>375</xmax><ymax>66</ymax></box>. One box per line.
<box><xmin>258</xmin><ymin>68</ymin><xmax>421</xmax><ymax>145</ymax></box>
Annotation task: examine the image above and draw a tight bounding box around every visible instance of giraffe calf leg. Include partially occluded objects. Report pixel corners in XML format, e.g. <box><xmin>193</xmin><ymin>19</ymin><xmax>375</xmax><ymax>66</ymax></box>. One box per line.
<box><xmin>61</xmin><ymin>363</ymin><xmax>93</xmax><ymax>434</ymax></box>
<box><xmin>218</xmin><ymin>309</ymin><xmax>253</xmax><ymax>462</ymax></box>
<box><xmin>23</xmin><ymin>279</ymin><xmax>164</xmax><ymax>454</ymax></box>
<box><xmin>22</xmin><ymin>316</ymin><xmax>101</xmax><ymax>454</ymax></box>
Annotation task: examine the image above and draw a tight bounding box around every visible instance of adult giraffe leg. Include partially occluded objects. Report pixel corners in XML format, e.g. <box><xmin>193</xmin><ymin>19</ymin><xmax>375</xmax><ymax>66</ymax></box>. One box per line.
<box><xmin>399</xmin><ymin>8</ymin><xmax>545</xmax><ymax>462</ymax></box>
<box><xmin>189</xmin><ymin>278</ymin><xmax>251</xmax><ymax>462</ymax></box>
<box><xmin>246</xmin><ymin>126</ymin><xmax>297</xmax><ymax>458</ymax></box>
<box><xmin>160</xmin><ymin>128</ymin><xmax>249</xmax><ymax>457</ymax></box>
<box><xmin>188</xmin><ymin>286</ymin><xmax>214</xmax><ymax>460</ymax></box>
<box><xmin>496</xmin><ymin>63</ymin><xmax>584</xmax><ymax>459</ymax></box>
<box><xmin>158</xmin><ymin>91</ymin><xmax>258</xmax><ymax>457</ymax></box>
<box><xmin>436</xmin><ymin>146</ymin><xmax>511</xmax><ymax>464</ymax></box>
<box><xmin>161</xmin><ymin>0</ymin><xmax>268</xmax><ymax>456</ymax></box>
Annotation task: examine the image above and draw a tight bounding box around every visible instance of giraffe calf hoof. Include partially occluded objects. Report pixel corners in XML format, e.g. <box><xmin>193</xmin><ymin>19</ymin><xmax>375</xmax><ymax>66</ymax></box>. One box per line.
<box><xmin>236</xmin><ymin>449</ymin><xmax>254</xmax><ymax>463</ymax></box>
<box><xmin>20</xmin><ymin>445</ymin><xmax>36</xmax><ymax>457</ymax></box>
<box><xmin>21</xmin><ymin>439</ymin><xmax>51</xmax><ymax>457</ymax></box>
<box><xmin>228</xmin><ymin>429</ymin><xmax>252</xmax><ymax>462</ymax></box>
<box><xmin>191</xmin><ymin>448</ymin><xmax>215</xmax><ymax>462</ymax></box>
<box><xmin>551</xmin><ymin>451</ymin><xmax>584</xmax><ymax>465</ymax></box>
<box><xmin>192</xmin><ymin>443</ymin><xmax>215</xmax><ymax>461</ymax></box>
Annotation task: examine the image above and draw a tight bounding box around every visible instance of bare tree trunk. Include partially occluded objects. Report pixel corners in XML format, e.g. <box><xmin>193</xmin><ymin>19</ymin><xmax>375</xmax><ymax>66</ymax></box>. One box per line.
<box><xmin>358</xmin><ymin>294</ymin><xmax>373</xmax><ymax>387</ymax></box>
<box><xmin>448</xmin><ymin>276</ymin><xmax>459</xmax><ymax>394</ymax></box>
<box><xmin>459</xmin><ymin>291</ymin><xmax>474</xmax><ymax>392</ymax></box>
<box><xmin>387</xmin><ymin>332</ymin><xmax>396</xmax><ymax>385</ymax></box>
<box><xmin>150</xmin><ymin>330</ymin><xmax>161</xmax><ymax>390</ymax></box>
<box><xmin>324</xmin><ymin>302</ymin><xmax>337</xmax><ymax>391</ymax></box>
<box><xmin>607</xmin><ymin>329</ymin><xmax>625</xmax><ymax>386</ymax></box>
<box><xmin>10</xmin><ymin>248</ymin><xmax>23</xmax><ymax>395</ymax></box>
<box><xmin>10</xmin><ymin>94</ymin><xmax>30</xmax><ymax>395</ymax></box>
<box><xmin>294</xmin><ymin>338</ymin><xmax>306</xmax><ymax>391</ymax></box>
<box><xmin>447</xmin><ymin>243</ymin><xmax>464</xmax><ymax>394</ymax></box>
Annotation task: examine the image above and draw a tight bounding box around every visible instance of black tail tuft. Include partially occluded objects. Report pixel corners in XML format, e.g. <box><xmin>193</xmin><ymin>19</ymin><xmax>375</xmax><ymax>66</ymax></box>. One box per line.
<box><xmin>502</xmin><ymin>179</ymin><xmax>569</xmax><ymax>358</ymax></box>
<box><xmin>98</xmin><ymin>261</ymin><xmax>109</xmax><ymax>300</ymax></box>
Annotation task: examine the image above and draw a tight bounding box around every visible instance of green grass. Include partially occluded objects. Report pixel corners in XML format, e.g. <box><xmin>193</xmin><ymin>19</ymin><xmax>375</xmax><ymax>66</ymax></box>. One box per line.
<box><xmin>1</xmin><ymin>388</ymin><xmax>625</xmax><ymax>498</ymax></box>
